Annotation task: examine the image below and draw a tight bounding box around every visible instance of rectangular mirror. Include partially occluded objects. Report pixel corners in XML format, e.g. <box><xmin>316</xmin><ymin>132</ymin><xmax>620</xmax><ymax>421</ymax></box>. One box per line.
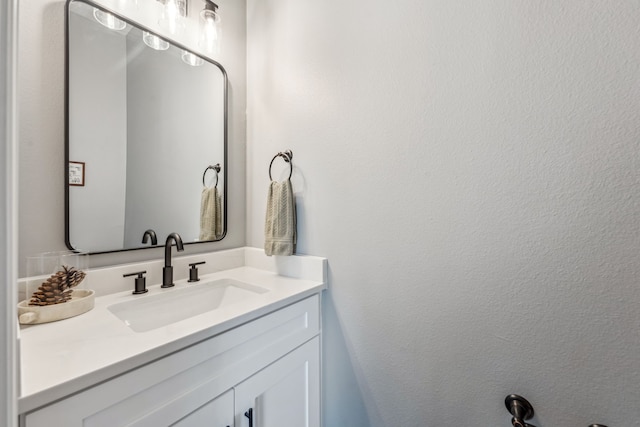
<box><xmin>65</xmin><ymin>0</ymin><xmax>227</xmax><ymax>254</ymax></box>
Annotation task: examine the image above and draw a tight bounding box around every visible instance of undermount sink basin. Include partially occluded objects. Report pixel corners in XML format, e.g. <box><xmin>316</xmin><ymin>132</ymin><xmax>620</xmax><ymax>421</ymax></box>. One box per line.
<box><xmin>107</xmin><ymin>278</ymin><xmax>269</xmax><ymax>332</ymax></box>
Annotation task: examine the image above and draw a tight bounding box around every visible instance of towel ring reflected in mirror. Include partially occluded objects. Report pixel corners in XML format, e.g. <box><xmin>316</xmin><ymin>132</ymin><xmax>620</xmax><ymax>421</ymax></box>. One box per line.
<box><xmin>269</xmin><ymin>150</ymin><xmax>293</xmax><ymax>181</ymax></box>
<box><xmin>202</xmin><ymin>163</ymin><xmax>221</xmax><ymax>188</ymax></box>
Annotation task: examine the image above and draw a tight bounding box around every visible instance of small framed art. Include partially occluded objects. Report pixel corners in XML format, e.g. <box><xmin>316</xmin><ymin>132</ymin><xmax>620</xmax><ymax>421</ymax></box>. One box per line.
<box><xmin>69</xmin><ymin>161</ymin><xmax>85</xmax><ymax>186</ymax></box>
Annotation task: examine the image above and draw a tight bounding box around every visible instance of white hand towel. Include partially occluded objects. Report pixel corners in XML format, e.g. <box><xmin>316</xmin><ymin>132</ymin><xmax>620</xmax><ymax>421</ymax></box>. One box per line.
<box><xmin>264</xmin><ymin>180</ymin><xmax>296</xmax><ymax>256</ymax></box>
<box><xmin>199</xmin><ymin>186</ymin><xmax>222</xmax><ymax>241</ymax></box>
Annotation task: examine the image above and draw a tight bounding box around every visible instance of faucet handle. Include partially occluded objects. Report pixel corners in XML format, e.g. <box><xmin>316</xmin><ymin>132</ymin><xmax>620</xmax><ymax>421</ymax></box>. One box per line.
<box><xmin>123</xmin><ymin>270</ymin><xmax>148</xmax><ymax>295</ymax></box>
<box><xmin>188</xmin><ymin>261</ymin><xmax>206</xmax><ymax>282</ymax></box>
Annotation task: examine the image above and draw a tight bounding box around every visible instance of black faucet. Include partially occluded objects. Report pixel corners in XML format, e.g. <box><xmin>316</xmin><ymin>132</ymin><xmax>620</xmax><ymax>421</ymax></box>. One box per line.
<box><xmin>141</xmin><ymin>229</ymin><xmax>158</xmax><ymax>245</ymax></box>
<box><xmin>162</xmin><ymin>232</ymin><xmax>184</xmax><ymax>288</ymax></box>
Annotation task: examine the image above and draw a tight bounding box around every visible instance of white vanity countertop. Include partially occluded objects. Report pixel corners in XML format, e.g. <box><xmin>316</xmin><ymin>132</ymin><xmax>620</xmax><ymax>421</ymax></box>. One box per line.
<box><xmin>18</xmin><ymin>248</ymin><xmax>326</xmax><ymax>414</ymax></box>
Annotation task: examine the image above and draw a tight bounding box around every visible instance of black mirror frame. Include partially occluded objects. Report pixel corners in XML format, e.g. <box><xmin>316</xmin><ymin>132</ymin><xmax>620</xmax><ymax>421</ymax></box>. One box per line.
<box><xmin>64</xmin><ymin>0</ymin><xmax>228</xmax><ymax>254</ymax></box>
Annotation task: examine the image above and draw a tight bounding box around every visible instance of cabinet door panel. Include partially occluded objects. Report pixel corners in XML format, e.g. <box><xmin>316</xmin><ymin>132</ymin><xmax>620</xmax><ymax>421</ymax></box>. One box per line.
<box><xmin>236</xmin><ymin>337</ymin><xmax>320</xmax><ymax>427</ymax></box>
<box><xmin>171</xmin><ymin>389</ymin><xmax>234</xmax><ymax>427</ymax></box>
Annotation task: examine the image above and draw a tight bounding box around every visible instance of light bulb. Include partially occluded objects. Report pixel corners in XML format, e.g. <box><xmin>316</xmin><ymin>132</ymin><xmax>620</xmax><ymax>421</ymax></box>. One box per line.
<box><xmin>182</xmin><ymin>50</ymin><xmax>204</xmax><ymax>67</ymax></box>
<box><xmin>159</xmin><ymin>0</ymin><xmax>186</xmax><ymax>35</ymax></box>
<box><xmin>200</xmin><ymin>8</ymin><xmax>220</xmax><ymax>54</ymax></box>
<box><xmin>142</xmin><ymin>31</ymin><xmax>169</xmax><ymax>51</ymax></box>
<box><xmin>93</xmin><ymin>8</ymin><xmax>127</xmax><ymax>31</ymax></box>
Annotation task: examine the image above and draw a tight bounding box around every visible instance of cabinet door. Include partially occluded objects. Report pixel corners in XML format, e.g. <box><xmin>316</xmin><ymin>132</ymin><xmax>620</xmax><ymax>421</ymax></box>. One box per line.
<box><xmin>235</xmin><ymin>337</ymin><xmax>320</xmax><ymax>427</ymax></box>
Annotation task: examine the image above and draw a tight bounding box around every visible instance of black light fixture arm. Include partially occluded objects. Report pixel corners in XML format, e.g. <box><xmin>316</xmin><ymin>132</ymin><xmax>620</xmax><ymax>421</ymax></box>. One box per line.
<box><xmin>203</xmin><ymin>0</ymin><xmax>218</xmax><ymax>12</ymax></box>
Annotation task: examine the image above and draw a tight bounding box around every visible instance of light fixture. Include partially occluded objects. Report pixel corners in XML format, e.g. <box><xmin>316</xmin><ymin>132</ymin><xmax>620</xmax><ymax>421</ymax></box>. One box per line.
<box><xmin>158</xmin><ymin>0</ymin><xmax>187</xmax><ymax>35</ymax></box>
<box><xmin>93</xmin><ymin>8</ymin><xmax>127</xmax><ymax>31</ymax></box>
<box><xmin>182</xmin><ymin>50</ymin><xmax>204</xmax><ymax>67</ymax></box>
<box><xmin>142</xmin><ymin>31</ymin><xmax>170</xmax><ymax>51</ymax></box>
<box><xmin>200</xmin><ymin>0</ymin><xmax>220</xmax><ymax>54</ymax></box>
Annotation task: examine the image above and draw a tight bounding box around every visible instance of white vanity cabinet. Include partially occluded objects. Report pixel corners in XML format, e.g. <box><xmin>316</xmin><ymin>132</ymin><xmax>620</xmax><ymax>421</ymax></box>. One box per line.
<box><xmin>22</xmin><ymin>295</ymin><xmax>321</xmax><ymax>427</ymax></box>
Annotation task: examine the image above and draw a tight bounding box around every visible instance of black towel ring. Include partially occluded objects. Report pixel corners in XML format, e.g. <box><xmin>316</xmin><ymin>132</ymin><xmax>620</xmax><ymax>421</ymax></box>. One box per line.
<box><xmin>202</xmin><ymin>164</ymin><xmax>221</xmax><ymax>187</ymax></box>
<box><xmin>269</xmin><ymin>150</ymin><xmax>293</xmax><ymax>181</ymax></box>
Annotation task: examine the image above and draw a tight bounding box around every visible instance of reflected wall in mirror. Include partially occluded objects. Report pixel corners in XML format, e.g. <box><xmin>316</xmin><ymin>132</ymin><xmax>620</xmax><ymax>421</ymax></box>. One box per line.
<box><xmin>66</xmin><ymin>0</ymin><xmax>227</xmax><ymax>254</ymax></box>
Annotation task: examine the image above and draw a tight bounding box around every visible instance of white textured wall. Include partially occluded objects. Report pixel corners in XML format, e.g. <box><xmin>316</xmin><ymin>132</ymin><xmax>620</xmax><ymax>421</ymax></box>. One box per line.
<box><xmin>247</xmin><ymin>1</ymin><xmax>640</xmax><ymax>426</ymax></box>
<box><xmin>18</xmin><ymin>0</ymin><xmax>246</xmax><ymax>275</ymax></box>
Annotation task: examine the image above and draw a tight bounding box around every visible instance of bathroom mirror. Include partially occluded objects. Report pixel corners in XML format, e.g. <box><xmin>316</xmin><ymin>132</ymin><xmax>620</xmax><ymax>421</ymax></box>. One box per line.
<box><xmin>65</xmin><ymin>0</ymin><xmax>227</xmax><ymax>254</ymax></box>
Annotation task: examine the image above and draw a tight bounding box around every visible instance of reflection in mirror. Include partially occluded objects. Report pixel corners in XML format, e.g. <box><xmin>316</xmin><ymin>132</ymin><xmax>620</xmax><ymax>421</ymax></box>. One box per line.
<box><xmin>66</xmin><ymin>0</ymin><xmax>227</xmax><ymax>254</ymax></box>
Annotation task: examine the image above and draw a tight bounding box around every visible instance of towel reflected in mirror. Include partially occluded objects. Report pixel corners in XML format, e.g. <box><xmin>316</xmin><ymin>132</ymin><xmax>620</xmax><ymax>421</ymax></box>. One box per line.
<box><xmin>199</xmin><ymin>186</ymin><xmax>223</xmax><ymax>241</ymax></box>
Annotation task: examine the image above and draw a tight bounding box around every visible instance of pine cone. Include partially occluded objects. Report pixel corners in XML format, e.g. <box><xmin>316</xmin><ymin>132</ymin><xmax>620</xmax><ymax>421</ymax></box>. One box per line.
<box><xmin>28</xmin><ymin>265</ymin><xmax>86</xmax><ymax>306</ymax></box>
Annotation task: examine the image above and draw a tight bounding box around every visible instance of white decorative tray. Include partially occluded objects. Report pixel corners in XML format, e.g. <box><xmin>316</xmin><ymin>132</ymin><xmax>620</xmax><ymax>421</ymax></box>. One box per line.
<box><xmin>18</xmin><ymin>289</ymin><xmax>95</xmax><ymax>325</ymax></box>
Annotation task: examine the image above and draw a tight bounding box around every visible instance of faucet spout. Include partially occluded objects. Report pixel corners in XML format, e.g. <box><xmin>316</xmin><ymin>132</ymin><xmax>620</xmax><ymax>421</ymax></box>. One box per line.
<box><xmin>162</xmin><ymin>232</ymin><xmax>184</xmax><ymax>288</ymax></box>
<box><xmin>142</xmin><ymin>229</ymin><xmax>158</xmax><ymax>245</ymax></box>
